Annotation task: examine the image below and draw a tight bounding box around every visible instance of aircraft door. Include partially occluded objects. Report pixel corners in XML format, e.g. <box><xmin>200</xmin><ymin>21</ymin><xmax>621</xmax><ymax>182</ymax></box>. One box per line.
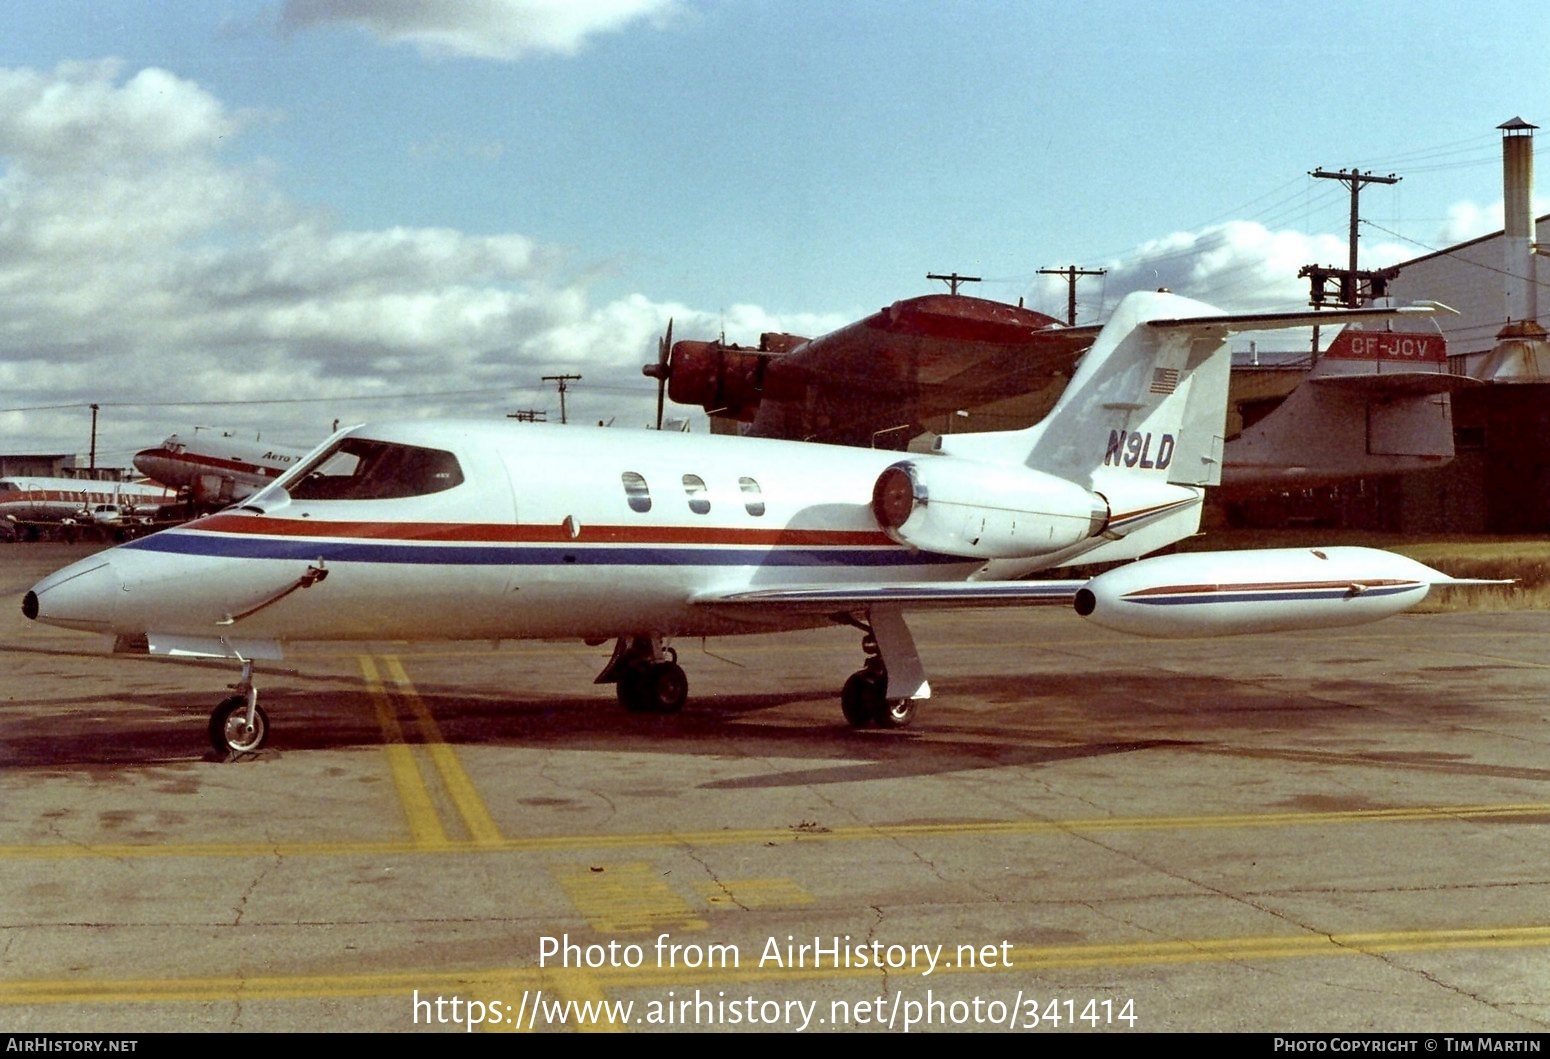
<box><xmin>496</xmin><ymin>450</ymin><xmax>526</xmax><ymax>601</ymax></box>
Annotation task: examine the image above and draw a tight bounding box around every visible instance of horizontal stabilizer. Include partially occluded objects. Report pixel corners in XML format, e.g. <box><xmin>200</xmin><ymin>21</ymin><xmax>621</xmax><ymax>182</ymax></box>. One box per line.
<box><xmin>1148</xmin><ymin>302</ymin><xmax>1455</xmax><ymax>334</ymax></box>
<box><xmin>1307</xmin><ymin>371</ymin><xmax>1483</xmax><ymax>396</ymax></box>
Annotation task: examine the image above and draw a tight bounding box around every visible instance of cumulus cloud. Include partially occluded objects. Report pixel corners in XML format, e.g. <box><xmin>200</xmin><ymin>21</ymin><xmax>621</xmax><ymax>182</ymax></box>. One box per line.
<box><xmin>2</xmin><ymin>59</ymin><xmax>1508</xmax><ymax>466</ymax></box>
<box><xmin>1437</xmin><ymin>200</ymin><xmax>1505</xmax><ymax>246</ymax></box>
<box><xmin>0</xmin><ymin>61</ymin><xmax>734</xmax><ymax>460</ymax></box>
<box><xmin>1031</xmin><ymin>219</ymin><xmax>1416</xmax><ymax>320</ymax></box>
<box><xmin>280</xmin><ymin>0</ymin><xmax>679</xmax><ymax>61</ymax></box>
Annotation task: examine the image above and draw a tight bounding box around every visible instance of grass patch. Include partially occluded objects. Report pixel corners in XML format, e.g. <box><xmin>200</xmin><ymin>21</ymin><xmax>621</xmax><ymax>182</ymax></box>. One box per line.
<box><xmin>1178</xmin><ymin>530</ymin><xmax>1550</xmax><ymax>612</ymax></box>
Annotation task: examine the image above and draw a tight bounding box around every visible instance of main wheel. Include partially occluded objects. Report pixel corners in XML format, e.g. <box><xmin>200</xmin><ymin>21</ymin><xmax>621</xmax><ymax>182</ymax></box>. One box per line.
<box><xmin>617</xmin><ymin>662</ymin><xmax>688</xmax><ymax>713</ymax></box>
<box><xmin>209</xmin><ymin>695</ymin><xmax>269</xmax><ymax>754</ymax></box>
<box><xmin>644</xmin><ymin>662</ymin><xmax>688</xmax><ymax>713</ymax></box>
<box><xmin>616</xmin><ymin>669</ymin><xmax>649</xmax><ymax>711</ymax></box>
<box><xmin>841</xmin><ymin>670</ymin><xmax>884</xmax><ymax>728</ymax></box>
<box><xmin>874</xmin><ymin>696</ymin><xmax>917</xmax><ymax>729</ymax></box>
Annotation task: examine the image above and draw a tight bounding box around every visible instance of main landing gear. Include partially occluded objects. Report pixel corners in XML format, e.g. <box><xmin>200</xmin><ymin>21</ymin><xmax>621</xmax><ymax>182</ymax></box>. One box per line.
<box><xmin>596</xmin><ymin>611</ymin><xmax>926</xmax><ymax>731</ymax></box>
<box><xmin>838</xmin><ymin>621</ymin><xmax>918</xmax><ymax>730</ymax></box>
<box><xmin>208</xmin><ymin>658</ymin><xmax>269</xmax><ymax>755</ymax></box>
<box><xmin>598</xmin><ymin>635</ymin><xmax>688</xmax><ymax>714</ymax></box>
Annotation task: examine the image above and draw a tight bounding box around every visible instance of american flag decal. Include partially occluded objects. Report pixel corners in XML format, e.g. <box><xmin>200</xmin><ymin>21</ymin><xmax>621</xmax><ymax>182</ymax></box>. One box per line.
<box><xmin>1150</xmin><ymin>367</ymin><xmax>1180</xmax><ymax>394</ymax></box>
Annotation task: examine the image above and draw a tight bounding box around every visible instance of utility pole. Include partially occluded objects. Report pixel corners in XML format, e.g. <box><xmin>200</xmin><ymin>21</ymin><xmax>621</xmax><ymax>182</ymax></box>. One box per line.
<box><xmin>506</xmin><ymin>409</ymin><xmax>547</xmax><ymax>423</ymax></box>
<box><xmin>1038</xmin><ymin>265</ymin><xmax>1107</xmax><ymax>325</ymax></box>
<box><xmin>926</xmin><ymin>272</ymin><xmax>981</xmax><ymax>296</ymax></box>
<box><xmin>1308</xmin><ymin>167</ymin><xmax>1401</xmax><ymax>307</ymax></box>
<box><xmin>89</xmin><ymin>403</ymin><xmax>99</xmax><ymax>471</ymax></box>
<box><xmin>541</xmin><ymin>374</ymin><xmax>582</xmax><ymax>425</ymax></box>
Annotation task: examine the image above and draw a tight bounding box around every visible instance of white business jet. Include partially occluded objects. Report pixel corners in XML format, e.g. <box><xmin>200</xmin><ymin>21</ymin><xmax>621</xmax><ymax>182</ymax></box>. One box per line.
<box><xmin>23</xmin><ymin>291</ymin><xmax>1469</xmax><ymax>755</ymax></box>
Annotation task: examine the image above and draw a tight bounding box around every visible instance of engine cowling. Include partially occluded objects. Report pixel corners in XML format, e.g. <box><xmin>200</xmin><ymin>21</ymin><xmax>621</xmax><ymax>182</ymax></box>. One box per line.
<box><xmin>1073</xmin><ymin>546</ymin><xmax>1447</xmax><ymax>638</ymax></box>
<box><xmin>871</xmin><ymin>458</ymin><xmax>1109</xmax><ymax>559</ymax></box>
<box><xmin>193</xmin><ymin>474</ymin><xmax>236</xmax><ymax>505</ymax></box>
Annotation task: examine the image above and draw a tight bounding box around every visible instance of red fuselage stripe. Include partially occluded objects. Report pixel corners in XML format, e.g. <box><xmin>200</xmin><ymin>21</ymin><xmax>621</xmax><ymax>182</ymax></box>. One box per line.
<box><xmin>186</xmin><ymin>513</ymin><xmax>895</xmax><ymax>547</ymax></box>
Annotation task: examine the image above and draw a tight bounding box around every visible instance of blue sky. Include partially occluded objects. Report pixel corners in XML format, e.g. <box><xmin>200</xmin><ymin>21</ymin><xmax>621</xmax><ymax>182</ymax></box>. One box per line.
<box><xmin>1</xmin><ymin>0</ymin><xmax>1544</xmax><ymax>464</ymax></box>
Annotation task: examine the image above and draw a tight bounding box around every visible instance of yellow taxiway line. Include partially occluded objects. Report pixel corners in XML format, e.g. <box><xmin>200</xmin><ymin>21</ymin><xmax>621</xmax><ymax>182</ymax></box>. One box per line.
<box><xmin>2</xmin><ymin>801</ymin><xmax>1546</xmax><ymax>861</ymax></box>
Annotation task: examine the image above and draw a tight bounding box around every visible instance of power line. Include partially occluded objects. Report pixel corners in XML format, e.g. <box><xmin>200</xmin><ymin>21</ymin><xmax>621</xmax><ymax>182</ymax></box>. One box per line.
<box><xmin>0</xmin><ymin>380</ymin><xmax>657</xmax><ymax>416</ymax></box>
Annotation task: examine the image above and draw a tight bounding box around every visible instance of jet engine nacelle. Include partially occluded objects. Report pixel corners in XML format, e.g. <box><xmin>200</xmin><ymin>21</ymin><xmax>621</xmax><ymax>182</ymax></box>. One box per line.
<box><xmin>1074</xmin><ymin>546</ymin><xmax>1447</xmax><ymax>638</ymax></box>
<box><xmin>871</xmin><ymin>458</ymin><xmax>1109</xmax><ymax>559</ymax></box>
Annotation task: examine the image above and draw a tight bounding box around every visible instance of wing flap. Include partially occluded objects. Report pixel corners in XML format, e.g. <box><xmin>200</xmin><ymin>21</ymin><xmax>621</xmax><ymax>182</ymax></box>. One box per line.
<box><xmin>146</xmin><ymin>634</ymin><xmax>284</xmax><ymax>660</ymax></box>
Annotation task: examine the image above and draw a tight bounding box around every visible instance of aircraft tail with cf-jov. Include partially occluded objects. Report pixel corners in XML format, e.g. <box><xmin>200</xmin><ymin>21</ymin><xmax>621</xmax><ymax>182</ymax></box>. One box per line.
<box><xmin>23</xmin><ymin>290</ymin><xmax>1492</xmax><ymax>755</ymax></box>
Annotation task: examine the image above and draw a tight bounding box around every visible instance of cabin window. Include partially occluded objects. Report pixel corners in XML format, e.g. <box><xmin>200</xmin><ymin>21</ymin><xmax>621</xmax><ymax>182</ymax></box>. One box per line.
<box><xmin>286</xmin><ymin>438</ymin><xmax>463</xmax><ymax>501</ymax></box>
<box><xmin>682</xmin><ymin>474</ymin><xmax>710</xmax><ymax>515</ymax></box>
<box><xmin>621</xmin><ymin>471</ymin><xmax>651</xmax><ymax>513</ymax></box>
<box><xmin>738</xmin><ymin>476</ymin><xmax>765</xmax><ymax>517</ymax></box>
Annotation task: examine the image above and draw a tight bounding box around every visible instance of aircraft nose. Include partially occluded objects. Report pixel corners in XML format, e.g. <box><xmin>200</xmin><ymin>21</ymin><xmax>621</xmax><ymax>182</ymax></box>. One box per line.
<box><xmin>25</xmin><ymin>556</ymin><xmax>121</xmax><ymax>631</ymax></box>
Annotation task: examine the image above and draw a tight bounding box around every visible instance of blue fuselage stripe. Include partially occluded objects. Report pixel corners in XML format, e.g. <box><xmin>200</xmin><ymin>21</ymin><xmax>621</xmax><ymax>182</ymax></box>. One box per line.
<box><xmin>125</xmin><ymin>532</ymin><xmax>970</xmax><ymax>569</ymax></box>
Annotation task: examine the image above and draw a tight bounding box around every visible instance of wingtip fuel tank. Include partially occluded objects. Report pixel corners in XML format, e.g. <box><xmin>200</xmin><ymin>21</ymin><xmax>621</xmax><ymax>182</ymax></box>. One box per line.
<box><xmin>1073</xmin><ymin>546</ymin><xmax>1458</xmax><ymax>638</ymax></box>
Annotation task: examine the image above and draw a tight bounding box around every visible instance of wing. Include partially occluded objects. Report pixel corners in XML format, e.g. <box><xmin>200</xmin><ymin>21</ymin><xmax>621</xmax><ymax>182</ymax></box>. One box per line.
<box><xmin>693</xmin><ymin>578</ymin><xmax>1085</xmax><ymax>617</ymax></box>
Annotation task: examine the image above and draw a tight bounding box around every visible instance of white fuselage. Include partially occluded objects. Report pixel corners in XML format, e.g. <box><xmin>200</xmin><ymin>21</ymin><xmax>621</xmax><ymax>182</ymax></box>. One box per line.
<box><xmin>34</xmin><ymin>421</ymin><xmax>990</xmax><ymax>646</ymax></box>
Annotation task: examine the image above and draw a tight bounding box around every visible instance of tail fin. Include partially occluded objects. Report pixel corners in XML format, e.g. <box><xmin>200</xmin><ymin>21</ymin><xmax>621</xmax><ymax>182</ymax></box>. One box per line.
<box><xmin>1223</xmin><ymin>323</ymin><xmax>1476</xmax><ymax>490</ymax></box>
<box><xmin>943</xmin><ymin>291</ymin><xmax>1450</xmax><ymax>490</ymax></box>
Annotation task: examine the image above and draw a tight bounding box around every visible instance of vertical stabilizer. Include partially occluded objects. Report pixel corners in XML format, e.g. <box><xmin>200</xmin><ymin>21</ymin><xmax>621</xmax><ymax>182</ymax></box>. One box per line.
<box><xmin>943</xmin><ymin>290</ymin><xmax>1233</xmax><ymax>489</ymax></box>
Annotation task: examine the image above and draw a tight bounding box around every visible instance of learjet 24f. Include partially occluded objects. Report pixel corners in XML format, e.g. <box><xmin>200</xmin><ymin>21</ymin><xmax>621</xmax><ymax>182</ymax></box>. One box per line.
<box><xmin>23</xmin><ymin>291</ymin><xmax>1474</xmax><ymax>755</ymax></box>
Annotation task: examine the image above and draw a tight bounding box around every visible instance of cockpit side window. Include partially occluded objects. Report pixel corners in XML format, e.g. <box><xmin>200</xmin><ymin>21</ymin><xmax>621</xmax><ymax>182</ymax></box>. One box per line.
<box><xmin>287</xmin><ymin>438</ymin><xmax>463</xmax><ymax>501</ymax></box>
<box><xmin>621</xmin><ymin>471</ymin><xmax>651</xmax><ymax>513</ymax></box>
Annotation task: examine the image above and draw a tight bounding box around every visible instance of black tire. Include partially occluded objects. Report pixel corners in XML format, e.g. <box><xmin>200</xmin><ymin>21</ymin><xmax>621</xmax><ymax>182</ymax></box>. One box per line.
<box><xmin>616</xmin><ymin>669</ymin><xmax>650</xmax><ymax>712</ymax></box>
<box><xmin>646</xmin><ymin>662</ymin><xmax>688</xmax><ymax>713</ymax></box>
<box><xmin>617</xmin><ymin>662</ymin><xmax>688</xmax><ymax>713</ymax></box>
<box><xmin>841</xmin><ymin>670</ymin><xmax>883</xmax><ymax>728</ymax></box>
<box><xmin>209</xmin><ymin>695</ymin><xmax>269</xmax><ymax>755</ymax></box>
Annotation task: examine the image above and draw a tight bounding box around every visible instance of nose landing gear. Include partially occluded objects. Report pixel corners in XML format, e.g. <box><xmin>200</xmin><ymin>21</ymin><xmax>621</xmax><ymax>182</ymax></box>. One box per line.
<box><xmin>208</xmin><ymin>658</ymin><xmax>269</xmax><ymax>756</ymax></box>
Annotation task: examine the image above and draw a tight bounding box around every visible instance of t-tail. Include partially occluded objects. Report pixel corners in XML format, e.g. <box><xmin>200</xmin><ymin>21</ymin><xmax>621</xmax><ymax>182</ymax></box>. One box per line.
<box><xmin>877</xmin><ymin>290</ymin><xmax>1450</xmax><ymax>573</ymax></box>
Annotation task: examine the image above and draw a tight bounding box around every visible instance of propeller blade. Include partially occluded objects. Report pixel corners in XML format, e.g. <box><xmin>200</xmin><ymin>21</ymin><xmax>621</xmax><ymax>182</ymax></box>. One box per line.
<box><xmin>652</xmin><ymin>318</ymin><xmax>672</xmax><ymax>429</ymax></box>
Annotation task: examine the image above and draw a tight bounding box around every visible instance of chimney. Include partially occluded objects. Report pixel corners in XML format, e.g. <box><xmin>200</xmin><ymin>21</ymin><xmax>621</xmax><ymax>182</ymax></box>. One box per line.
<box><xmin>1477</xmin><ymin>118</ymin><xmax>1550</xmax><ymax>381</ymax></box>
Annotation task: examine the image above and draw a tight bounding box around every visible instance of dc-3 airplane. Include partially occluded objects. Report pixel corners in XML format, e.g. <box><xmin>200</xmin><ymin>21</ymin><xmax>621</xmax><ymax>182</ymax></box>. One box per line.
<box><xmin>651</xmin><ymin>289</ymin><xmax>1465</xmax><ymax>487</ymax></box>
<box><xmin>133</xmin><ymin>429</ymin><xmax>309</xmax><ymax>506</ymax></box>
<box><xmin>23</xmin><ymin>290</ymin><xmax>1478</xmax><ymax>756</ymax></box>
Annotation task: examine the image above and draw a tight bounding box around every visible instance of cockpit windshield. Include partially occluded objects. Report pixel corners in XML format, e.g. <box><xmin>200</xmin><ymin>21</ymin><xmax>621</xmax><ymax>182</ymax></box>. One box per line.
<box><xmin>285</xmin><ymin>437</ymin><xmax>464</xmax><ymax>501</ymax></box>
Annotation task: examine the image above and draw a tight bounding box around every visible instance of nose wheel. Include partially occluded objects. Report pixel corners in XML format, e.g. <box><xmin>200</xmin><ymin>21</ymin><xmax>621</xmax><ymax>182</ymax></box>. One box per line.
<box><xmin>209</xmin><ymin>695</ymin><xmax>269</xmax><ymax>754</ymax></box>
<box><xmin>208</xmin><ymin>658</ymin><xmax>269</xmax><ymax>755</ymax></box>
